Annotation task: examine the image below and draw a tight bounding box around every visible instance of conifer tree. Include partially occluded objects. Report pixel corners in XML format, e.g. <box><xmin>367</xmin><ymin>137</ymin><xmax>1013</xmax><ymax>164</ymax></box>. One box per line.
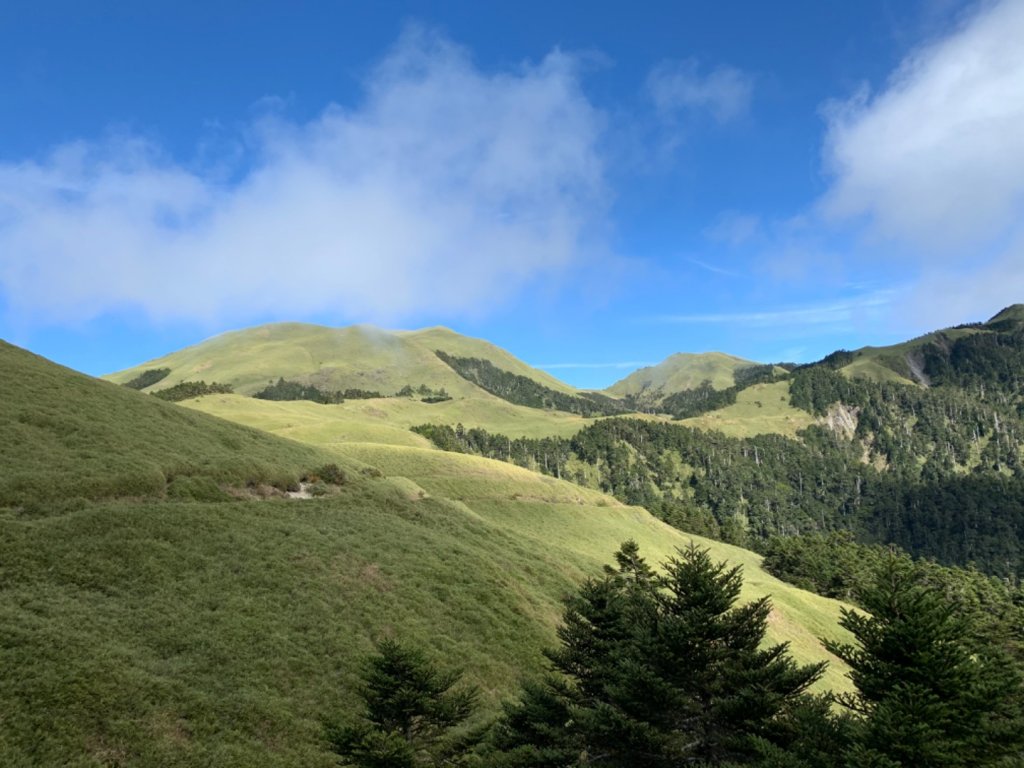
<box><xmin>329</xmin><ymin>638</ymin><xmax>480</xmax><ymax>767</ymax></box>
<box><xmin>825</xmin><ymin>556</ymin><xmax>1024</xmax><ymax>767</ymax></box>
<box><xmin>493</xmin><ymin>542</ymin><xmax>829</xmax><ymax>766</ymax></box>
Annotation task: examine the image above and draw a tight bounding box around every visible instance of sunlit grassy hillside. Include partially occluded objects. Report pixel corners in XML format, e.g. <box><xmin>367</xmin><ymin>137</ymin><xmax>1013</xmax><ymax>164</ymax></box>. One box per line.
<box><xmin>679</xmin><ymin>380</ymin><xmax>815</xmax><ymax>438</ymax></box>
<box><xmin>1</xmin><ymin>341</ymin><xmax>855</xmax><ymax>765</ymax></box>
<box><xmin>185</xmin><ymin>396</ymin><xmax>854</xmax><ymax>688</ymax></box>
<box><xmin>0</xmin><ymin>341</ymin><xmax>333</xmax><ymax>508</ymax></box>
<box><xmin>104</xmin><ymin>322</ymin><xmax>576</xmax><ymax>397</ymax></box>
<box><xmin>185</xmin><ymin>392</ymin><xmax>666</xmax><ymax>450</ymax></box>
<box><xmin>606</xmin><ymin>351</ymin><xmax>757</xmax><ymax>397</ymax></box>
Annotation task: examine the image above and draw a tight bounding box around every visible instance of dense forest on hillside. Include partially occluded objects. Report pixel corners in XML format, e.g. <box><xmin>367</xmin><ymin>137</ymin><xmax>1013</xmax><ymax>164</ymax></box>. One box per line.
<box><xmin>413</xmin><ymin>353</ymin><xmax>1024</xmax><ymax>576</ymax></box>
<box><xmin>435</xmin><ymin>350</ymin><xmax>630</xmax><ymax>417</ymax></box>
<box><xmin>253</xmin><ymin>378</ymin><xmax>451</xmax><ymax>404</ymax></box>
<box><xmin>763</xmin><ymin>532</ymin><xmax>1024</xmax><ymax>660</ymax></box>
<box><xmin>122</xmin><ymin>367</ymin><xmax>170</xmax><ymax>390</ymax></box>
<box><xmin>645</xmin><ymin>364</ymin><xmax>785</xmax><ymax>419</ymax></box>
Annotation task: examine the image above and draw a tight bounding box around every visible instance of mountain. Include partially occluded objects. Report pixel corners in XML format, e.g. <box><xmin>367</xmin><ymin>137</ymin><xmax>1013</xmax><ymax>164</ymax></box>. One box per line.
<box><xmin>606</xmin><ymin>351</ymin><xmax>759</xmax><ymax>397</ymax></box>
<box><xmin>0</xmin><ymin>340</ymin><xmax>332</xmax><ymax>508</ymax></box>
<box><xmin>832</xmin><ymin>304</ymin><xmax>1024</xmax><ymax>385</ymax></box>
<box><xmin>105</xmin><ymin>322</ymin><xmax>576</xmax><ymax>397</ymax></box>
<box><xmin>0</xmin><ymin>340</ymin><xmax>853</xmax><ymax>765</ymax></box>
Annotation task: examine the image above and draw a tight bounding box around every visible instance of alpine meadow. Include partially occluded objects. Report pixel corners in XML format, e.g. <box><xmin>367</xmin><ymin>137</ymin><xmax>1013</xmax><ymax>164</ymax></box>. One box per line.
<box><xmin>4</xmin><ymin>2</ymin><xmax>1024</xmax><ymax>766</ymax></box>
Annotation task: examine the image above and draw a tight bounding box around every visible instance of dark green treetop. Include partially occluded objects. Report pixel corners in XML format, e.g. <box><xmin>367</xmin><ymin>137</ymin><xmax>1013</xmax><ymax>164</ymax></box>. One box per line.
<box><xmin>493</xmin><ymin>542</ymin><xmax>831</xmax><ymax>766</ymax></box>
<box><xmin>825</xmin><ymin>556</ymin><xmax>1024</xmax><ymax>767</ymax></box>
<box><xmin>328</xmin><ymin>638</ymin><xmax>481</xmax><ymax>767</ymax></box>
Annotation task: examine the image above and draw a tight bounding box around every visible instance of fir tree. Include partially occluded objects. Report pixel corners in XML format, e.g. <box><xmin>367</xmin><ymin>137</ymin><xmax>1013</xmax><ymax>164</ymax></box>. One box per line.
<box><xmin>493</xmin><ymin>542</ymin><xmax>828</xmax><ymax>766</ymax></box>
<box><xmin>825</xmin><ymin>556</ymin><xmax>1024</xmax><ymax>767</ymax></box>
<box><xmin>328</xmin><ymin>638</ymin><xmax>480</xmax><ymax>767</ymax></box>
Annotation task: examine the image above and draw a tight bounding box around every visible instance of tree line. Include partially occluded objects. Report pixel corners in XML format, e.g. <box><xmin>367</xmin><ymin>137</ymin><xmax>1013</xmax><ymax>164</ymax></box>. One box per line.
<box><xmin>435</xmin><ymin>351</ymin><xmax>630</xmax><ymax>417</ymax></box>
<box><xmin>411</xmin><ymin>417</ymin><xmax>1024</xmax><ymax>577</ymax></box>
<box><xmin>254</xmin><ymin>378</ymin><xmax>450</xmax><ymax>405</ymax></box>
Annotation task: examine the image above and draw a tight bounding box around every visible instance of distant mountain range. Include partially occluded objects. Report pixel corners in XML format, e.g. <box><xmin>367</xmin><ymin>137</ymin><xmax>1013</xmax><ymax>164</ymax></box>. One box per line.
<box><xmin>108</xmin><ymin>304</ymin><xmax>1024</xmax><ymax>407</ymax></box>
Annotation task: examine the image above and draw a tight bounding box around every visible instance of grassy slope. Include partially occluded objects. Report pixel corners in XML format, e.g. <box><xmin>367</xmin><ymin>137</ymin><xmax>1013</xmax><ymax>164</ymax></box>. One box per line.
<box><xmin>679</xmin><ymin>381</ymin><xmax>815</xmax><ymax>438</ymax></box>
<box><xmin>988</xmin><ymin>303</ymin><xmax>1024</xmax><ymax>325</ymax></box>
<box><xmin>0</xmin><ymin>343</ymin><xmax>854</xmax><ymax>765</ymax></box>
<box><xmin>836</xmin><ymin>328</ymin><xmax>987</xmax><ymax>385</ymax></box>
<box><xmin>399</xmin><ymin>326</ymin><xmax>577</xmax><ymax>394</ymax></box>
<box><xmin>185</xmin><ymin>392</ymin><xmax>649</xmax><ymax>449</ymax></box>
<box><xmin>0</xmin><ymin>341</ymin><xmax>333</xmax><ymax>507</ymax></box>
<box><xmin>184</xmin><ymin>396</ymin><xmax>852</xmax><ymax>687</ymax></box>
<box><xmin>104</xmin><ymin>322</ymin><xmax>576</xmax><ymax>397</ymax></box>
<box><xmin>606</xmin><ymin>351</ymin><xmax>757</xmax><ymax>397</ymax></box>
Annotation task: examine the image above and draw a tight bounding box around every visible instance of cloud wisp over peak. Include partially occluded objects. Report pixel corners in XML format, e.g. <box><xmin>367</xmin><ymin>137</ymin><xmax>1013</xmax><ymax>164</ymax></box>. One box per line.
<box><xmin>0</xmin><ymin>28</ymin><xmax>609</xmax><ymax>327</ymax></box>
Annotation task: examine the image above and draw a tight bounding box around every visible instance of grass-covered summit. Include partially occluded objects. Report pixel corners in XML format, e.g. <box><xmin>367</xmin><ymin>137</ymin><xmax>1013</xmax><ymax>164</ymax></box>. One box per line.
<box><xmin>606</xmin><ymin>351</ymin><xmax>760</xmax><ymax>398</ymax></box>
<box><xmin>104</xmin><ymin>322</ymin><xmax>576</xmax><ymax>398</ymax></box>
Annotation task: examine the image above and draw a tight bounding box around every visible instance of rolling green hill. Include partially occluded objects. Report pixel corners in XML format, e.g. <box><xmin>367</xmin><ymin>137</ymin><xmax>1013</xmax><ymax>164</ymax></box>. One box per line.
<box><xmin>104</xmin><ymin>322</ymin><xmax>576</xmax><ymax>398</ymax></box>
<box><xmin>679</xmin><ymin>380</ymin><xmax>815</xmax><ymax>438</ymax></box>
<box><xmin>0</xmin><ymin>340</ymin><xmax>335</xmax><ymax>508</ymax></box>
<box><xmin>606</xmin><ymin>351</ymin><xmax>758</xmax><ymax>398</ymax></box>
<box><xmin>0</xmin><ymin>340</ymin><xmax>856</xmax><ymax>765</ymax></box>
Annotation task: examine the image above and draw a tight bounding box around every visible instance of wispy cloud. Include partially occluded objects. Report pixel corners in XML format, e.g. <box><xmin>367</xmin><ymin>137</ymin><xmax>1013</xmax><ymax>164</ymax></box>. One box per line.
<box><xmin>686</xmin><ymin>257</ymin><xmax>741</xmax><ymax>278</ymax></box>
<box><xmin>653</xmin><ymin>290</ymin><xmax>896</xmax><ymax>327</ymax></box>
<box><xmin>818</xmin><ymin>0</ymin><xmax>1024</xmax><ymax>330</ymax></box>
<box><xmin>535</xmin><ymin>361</ymin><xmax>655</xmax><ymax>370</ymax></box>
<box><xmin>0</xmin><ymin>26</ymin><xmax>609</xmax><ymax>326</ymax></box>
<box><xmin>647</xmin><ymin>59</ymin><xmax>754</xmax><ymax>123</ymax></box>
<box><xmin>704</xmin><ymin>212</ymin><xmax>763</xmax><ymax>247</ymax></box>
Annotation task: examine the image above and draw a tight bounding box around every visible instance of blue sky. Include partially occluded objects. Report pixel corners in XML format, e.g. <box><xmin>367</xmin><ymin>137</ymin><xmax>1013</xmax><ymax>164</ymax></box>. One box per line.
<box><xmin>2</xmin><ymin>0</ymin><xmax>1023</xmax><ymax>388</ymax></box>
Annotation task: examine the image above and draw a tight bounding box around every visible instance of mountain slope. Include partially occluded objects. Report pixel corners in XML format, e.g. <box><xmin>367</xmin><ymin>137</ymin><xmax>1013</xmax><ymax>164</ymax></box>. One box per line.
<box><xmin>606</xmin><ymin>351</ymin><xmax>759</xmax><ymax>398</ymax></box>
<box><xmin>181</xmin><ymin>393</ymin><xmax>854</xmax><ymax>690</ymax></box>
<box><xmin>1</xmin><ymin>344</ymin><xmax>854</xmax><ymax>765</ymax></box>
<box><xmin>0</xmin><ymin>340</ymin><xmax>332</xmax><ymax>508</ymax></box>
<box><xmin>831</xmin><ymin>305</ymin><xmax>1024</xmax><ymax>385</ymax></box>
<box><xmin>105</xmin><ymin>322</ymin><xmax>576</xmax><ymax>398</ymax></box>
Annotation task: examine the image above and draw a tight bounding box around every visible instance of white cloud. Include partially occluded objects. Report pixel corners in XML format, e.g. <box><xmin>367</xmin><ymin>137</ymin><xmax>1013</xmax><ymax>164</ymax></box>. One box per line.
<box><xmin>654</xmin><ymin>290</ymin><xmax>896</xmax><ymax>328</ymax></box>
<box><xmin>822</xmin><ymin>0</ymin><xmax>1024</xmax><ymax>252</ymax></box>
<box><xmin>0</xmin><ymin>27</ymin><xmax>608</xmax><ymax>325</ymax></box>
<box><xmin>647</xmin><ymin>59</ymin><xmax>753</xmax><ymax>123</ymax></box>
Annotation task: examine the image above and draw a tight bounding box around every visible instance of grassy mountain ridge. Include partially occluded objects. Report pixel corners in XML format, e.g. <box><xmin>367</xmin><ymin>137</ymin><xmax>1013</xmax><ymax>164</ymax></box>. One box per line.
<box><xmin>606</xmin><ymin>351</ymin><xmax>759</xmax><ymax>397</ymax></box>
<box><xmin>104</xmin><ymin>322</ymin><xmax>576</xmax><ymax>398</ymax></box>
<box><xmin>829</xmin><ymin>304</ymin><xmax>1024</xmax><ymax>385</ymax></box>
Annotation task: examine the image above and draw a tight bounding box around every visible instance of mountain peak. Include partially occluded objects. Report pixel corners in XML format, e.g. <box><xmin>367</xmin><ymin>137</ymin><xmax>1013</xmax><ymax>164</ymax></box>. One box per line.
<box><xmin>606</xmin><ymin>350</ymin><xmax>759</xmax><ymax>397</ymax></box>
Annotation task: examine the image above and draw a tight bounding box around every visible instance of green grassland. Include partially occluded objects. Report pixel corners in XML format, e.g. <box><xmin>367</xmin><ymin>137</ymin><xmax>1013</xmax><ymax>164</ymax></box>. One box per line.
<box><xmin>679</xmin><ymin>380</ymin><xmax>815</xmax><ymax>438</ymax></box>
<box><xmin>183</xmin><ymin>397</ymin><xmax>854</xmax><ymax>685</ymax></box>
<box><xmin>398</xmin><ymin>326</ymin><xmax>577</xmax><ymax>393</ymax></box>
<box><xmin>185</xmin><ymin>390</ymin><xmax>674</xmax><ymax>449</ymax></box>
<box><xmin>104</xmin><ymin>322</ymin><xmax>576</xmax><ymax>397</ymax></box>
<box><xmin>0</xmin><ymin>341</ymin><xmax>335</xmax><ymax>508</ymax></box>
<box><xmin>1</xmin><ymin>338</ymin><xmax>855</xmax><ymax>765</ymax></box>
<box><xmin>836</xmin><ymin>328</ymin><xmax>985</xmax><ymax>385</ymax></box>
<box><xmin>838</xmin><ymin>355</ymin><xmax>917</xmax><ymax>384</ymax></box>
<box><xmin>606</xmin><ymin>351</ymin><xmax>758</xmax><ymax>397</ymax></box>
